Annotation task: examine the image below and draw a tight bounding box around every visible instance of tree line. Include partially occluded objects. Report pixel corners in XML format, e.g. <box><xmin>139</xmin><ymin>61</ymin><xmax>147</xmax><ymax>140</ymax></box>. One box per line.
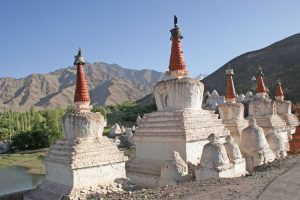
<box><xmin>0</xmin><ymin>101</ymin><xmax>156</xmax><ymax>151</ymax></box>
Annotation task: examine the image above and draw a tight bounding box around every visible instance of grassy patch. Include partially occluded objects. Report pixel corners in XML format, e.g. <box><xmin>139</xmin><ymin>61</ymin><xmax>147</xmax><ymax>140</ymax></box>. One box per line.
<box><xmin>0</xmin><ymin>149</ymin><xmax>47</xmax><ymax>175</ymax></box>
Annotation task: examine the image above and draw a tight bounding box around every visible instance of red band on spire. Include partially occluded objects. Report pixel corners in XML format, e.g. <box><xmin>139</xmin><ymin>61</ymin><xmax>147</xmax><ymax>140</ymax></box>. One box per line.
<box><xmin>256</xmin><ymin>68</ymin><xmax>267</xmax><ymax>94</ymax></box>
<box><xmin>275</xmin><ymin>82</ymin><xmax>284</xmax><ymax>97</ymax></box>
<box><xmin>74</xmin><ymin>63</ymin><xmax>90</xmax><ymax>102</ymax></box>
<box><xmin>226</xmin><ymin>74</ymin><xmax>236</xmax><ymax>100</ymax></box>
<box><xmin>169</xmin><ymin>38</ymin><xmax>186</xmax><ymax>72</ymax></box>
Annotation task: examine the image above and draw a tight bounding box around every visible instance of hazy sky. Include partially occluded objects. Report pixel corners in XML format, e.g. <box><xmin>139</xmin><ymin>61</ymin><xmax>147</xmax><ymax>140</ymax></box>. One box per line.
<box><xmin>1</xmin><ymin>0</ymin><xmax>300</xmax><ymax>78</ymax></box>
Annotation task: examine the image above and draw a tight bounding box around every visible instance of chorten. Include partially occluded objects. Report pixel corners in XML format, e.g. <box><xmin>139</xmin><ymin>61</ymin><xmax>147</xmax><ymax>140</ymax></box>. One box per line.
<box><xmin>240</xmin><ymin>119</ymin><xmax>275</xmax><ymax>173</ymax></box>
<box><xmin>218</xmin><ymin>66</ymin><xmax>248</xmax><ymax>144</ymax></box>
<box><xmin>248</xmin><ymin>67</ymin><xmax>289</xmax><ymax>158</ymax></box>
<box><xmin>195</xmin><ymin>134</ymin><xmax>247</xmax><ymax>180</ymax></box>
<box><xmin>274</xmin><ymin>80</ymin><xmax>298</xmax><ymax>133</ymax></box>
<box><xmin>25</xmin><ymin>49</ymin><xmax>127</xmax><ymax>200</ymax></box>
<box><xmin>126</xmin><ymin>16</ymin><xmax>231</xmax><ymax>187</ymax></box>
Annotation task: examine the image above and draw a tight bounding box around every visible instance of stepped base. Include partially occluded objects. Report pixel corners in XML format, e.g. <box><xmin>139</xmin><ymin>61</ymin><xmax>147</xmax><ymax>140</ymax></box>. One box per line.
<box><xmin>25</xmin><ymin>137</ymin><xmax>127</xmax><ymax>200</ymax></box>
<box><xmin>126</xmin><ymin>158</ymin><xmax>187</xmax><ymax>188</ymax></box>
<box><xmin>221</xmin><ymin>119</ymin><xmax>248</xmax><ymax>145</ymax></box>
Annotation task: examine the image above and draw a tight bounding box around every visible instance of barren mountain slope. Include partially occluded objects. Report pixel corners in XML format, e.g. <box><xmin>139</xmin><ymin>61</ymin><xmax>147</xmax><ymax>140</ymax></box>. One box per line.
<box><xmin>202</xmin><ymin>33</ymin><xmax>300</xmax><ymax>102</ymax></box>
<box><xmin>0</xmin><ymin>62</ymin><xmax>165</xmax><ymax>111</ymax></box>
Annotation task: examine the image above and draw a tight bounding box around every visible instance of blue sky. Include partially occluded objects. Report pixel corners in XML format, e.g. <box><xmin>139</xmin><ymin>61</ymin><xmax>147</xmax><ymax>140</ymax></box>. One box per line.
<box><xmin>1</xmin><ymin>0</ymin><xmax>300</xmax><ymax>78</ymax></box>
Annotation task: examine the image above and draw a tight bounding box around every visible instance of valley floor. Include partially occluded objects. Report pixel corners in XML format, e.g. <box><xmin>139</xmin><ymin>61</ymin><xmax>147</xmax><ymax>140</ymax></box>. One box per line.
<box><xmin>0</xmin><ymin>149</ymin><xmax>46</xmax><ymax>175</ymax></box>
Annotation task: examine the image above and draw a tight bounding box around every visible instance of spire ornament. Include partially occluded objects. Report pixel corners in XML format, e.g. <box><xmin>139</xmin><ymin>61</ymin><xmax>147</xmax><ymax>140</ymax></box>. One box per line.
<box><xmin>166</xmin><ymin>16</ymin><xmax>188</xmax><ymax>79</ymax></box>
<box><xmin>73</xmin><ymin>48</ymin><xmax>91</xmax><ymax>113</ymax></box>
<box><xmin>225</xmin><ymin>64</ymin><xmax>236</xmax><ymax>102</ymax></box>
<box><xmin>275</xmin><ymin>79</ymin><xmax>284</xmax><ymax>101</ymax></box>
<box><xmin>255</xmin><ymin>66</ymin><xmax>267</xmax><ymax>96</ymax></box>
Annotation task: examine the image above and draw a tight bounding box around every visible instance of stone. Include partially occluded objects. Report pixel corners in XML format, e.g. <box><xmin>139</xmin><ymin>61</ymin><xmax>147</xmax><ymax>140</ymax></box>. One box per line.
<box><xmin>0</xmin><ymin>140</ymin><xmax>10</xmax><ymax>153</ymax></box>
<box><xmin>136</xmin><ymin>115</ymin><xmax>143</xmax><ymax>126</ymax></box>
<box><xmin>121</xmin><ymin>126</ymin><xmax>126</xmax><ymax>134</ymax></box>
<box><xmin>244</xmin><ymin>91</ymin><xmax>254</xmax><ymax>102</ymax></box>
<box><xmin>160</xmin><ymin>151</ymin><xmax>188</xmax><ymax>185</ymax></box>
<box><xmin>224</xmin><ymin>135</ymin><xmax>247</xmax><ymax>176</ymax></box>
<box><xmin>131</xmin><ymin>125</ymin><xmax>136</xmax><ymax>131</ymax></box>
<box><xmin>195</xmin><ymin>134</ymin><xmax>235</xmax><ymax>181</ymax></box>
<box><xmin>125</xmin><ymin>128</ymin><xmax>133</xmax><ymax>137</ymax></box>
<box><xmin>109</xmin><ymin>123</ymin><xmax>122</xmax><ymax>137</ymax></box>
<box><xmin>240</xmin><ymin>119</ymin><xmax>275</xmax><ymax>173</ymax></box>
<box><xmin>237</xmin><ymin>94</ymin><xmax>245</xmax><ymax>103</ymax></box>
<box><xmin>203</xmin><ymin>89</ymin><xmax>225</xmax><ymax>110</ymax></box>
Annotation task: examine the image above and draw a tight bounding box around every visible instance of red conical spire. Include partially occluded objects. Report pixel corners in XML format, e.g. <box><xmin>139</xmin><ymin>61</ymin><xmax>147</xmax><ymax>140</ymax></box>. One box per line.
<box><xmin>275</xmin><ymin>80</ymin><xmax>284</xmax><ymax>101</ymax></box>
<box><xmin>225</xmin><ymin>65</ymin><xmax>236</xmax><ymax>102</ymax></box>
<box><xmin>74</xmin><ymin>48</ymin><xmax>90</xmax><ymax>103</ymax></box>
<box><xmin>73</xmin><ymin>48</ymin><xmax>91</xmax><ymax>113</ymax></box>
<box><xmin>256</xmin><ymin>66</ymin><xmax>267</xmax><ymax>95</ymax></box>
<box><xmin>166</xmin><ymin>16</ymin><xmax>188</xmax><ymax>79</ymax></box>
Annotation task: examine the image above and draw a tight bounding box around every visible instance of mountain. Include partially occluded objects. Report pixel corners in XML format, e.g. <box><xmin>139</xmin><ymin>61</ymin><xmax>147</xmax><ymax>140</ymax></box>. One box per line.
<box><xmin>202</xmin><ymin>33</ymin><xmax>300</xmax><ymax>102</ymax></box>
<box><xmin>0</xmin><ymin>63</ymin><xmax>166</xmax><ymax>112</ymax></box>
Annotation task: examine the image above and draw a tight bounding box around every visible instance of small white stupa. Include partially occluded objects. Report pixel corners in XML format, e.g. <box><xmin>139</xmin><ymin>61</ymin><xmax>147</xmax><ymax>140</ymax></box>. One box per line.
<box><xmin>195</xmin><ymin>134</ymin><xmax>234</xmax><ymax>180</ymax></box>
<box><xmin>240</xmin><ymin>119</ymin><xmax>275</xmax><ymax>173</ymax></box>
<box><xmin>248</xmin><ymin>67</ymin><xmax>289</xmax><ymax>158</ymax></box>
<box><xmin>24</xmin><ymin>49</ymin><xmax>127</xmax><ymax>200</ymax></box>
<box><xmin>218</xmin><ymin>66</ymin><xmax>248</xmax><ymax>145</ymax></box>
<box><xmin>274</xmin><ymin>80</ymin><xmax>299</xmax><ymax>134</ymax></box>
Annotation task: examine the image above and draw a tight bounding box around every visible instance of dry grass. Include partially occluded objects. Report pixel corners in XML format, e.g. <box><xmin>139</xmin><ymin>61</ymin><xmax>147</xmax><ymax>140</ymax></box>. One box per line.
<box><xmin>0</xmin><ymin>149</ymin><xmax>47</xmax><ymax>175</ymax></box>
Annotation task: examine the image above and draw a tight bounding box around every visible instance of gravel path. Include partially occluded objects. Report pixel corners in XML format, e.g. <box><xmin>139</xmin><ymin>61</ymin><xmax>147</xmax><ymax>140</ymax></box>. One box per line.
<box><xmin>258</xmin><ymin>157</ymin><xmax>300</xmax><ymax>200</ymax></box>
<box><xmin>93</xmin><ymin>155</ymin><xmax>299</xmax><ymax>200</ymax></box>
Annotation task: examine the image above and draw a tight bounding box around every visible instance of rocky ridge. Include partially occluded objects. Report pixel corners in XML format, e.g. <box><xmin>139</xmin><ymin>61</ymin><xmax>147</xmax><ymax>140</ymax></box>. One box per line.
<box><xmin>0</xmin><ymin>62</ymin><xmax>165</xmax><ymax>112</ymax></box>
<box><xmin>203</xmin><ymin>33</ymin><xmax>300</xmax><ymax>102</ymax></box>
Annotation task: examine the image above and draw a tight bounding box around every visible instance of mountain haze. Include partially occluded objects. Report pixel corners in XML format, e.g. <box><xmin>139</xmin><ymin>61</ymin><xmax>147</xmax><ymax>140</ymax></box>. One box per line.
<box><xmin>203</xmin><ymin>33</ymin><xmax>300</xmax><ymax>102</ymax></box>
<box><xmin>0</xmin><ymin>63</ymin><xmax>165</xmax><ymax>112</ymax></box>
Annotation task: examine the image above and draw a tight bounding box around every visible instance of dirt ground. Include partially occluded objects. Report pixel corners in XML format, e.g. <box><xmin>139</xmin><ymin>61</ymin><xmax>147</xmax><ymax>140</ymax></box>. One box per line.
<box><xmin>89</xmin><ymin>154</ymin><xmax>299</xmax><ymax>200</ymax></box>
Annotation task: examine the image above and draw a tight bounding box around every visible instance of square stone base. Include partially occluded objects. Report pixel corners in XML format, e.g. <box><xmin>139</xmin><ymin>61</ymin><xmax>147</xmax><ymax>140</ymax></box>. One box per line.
<box><xmin>195</xmin><ymin>167</ymin><xmax>235</xmax><ymax>181</ymax></box>
<box><xmin>24</xmin><ymin>162</ymin><xmax>126</xmax><ymax>200</ymax></box>
<box><xmin>127</xmin><ymin>172</ymin><xmax>180</xmax><ymax>188</ymax></box>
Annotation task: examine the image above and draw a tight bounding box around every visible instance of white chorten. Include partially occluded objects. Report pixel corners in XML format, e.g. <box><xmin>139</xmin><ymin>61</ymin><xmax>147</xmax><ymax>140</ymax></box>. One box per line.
<box><xmin>126</xmin><ymin>17</ymin><xmax>230</xmax><ymax>187</ymax></box>
<box><xmin>24</xmin><ymin>49</ymin><xmax>127</xmax><ymax>200</ymax></box>
<box><xmin>240</xmin><ymin>119</ymin><xmax>275</xmax><ymax>173</ymax></box>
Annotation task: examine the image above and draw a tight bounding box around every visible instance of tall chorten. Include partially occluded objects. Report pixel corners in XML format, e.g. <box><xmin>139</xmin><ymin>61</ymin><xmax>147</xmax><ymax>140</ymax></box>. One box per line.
<box><xmin>126</xmin><ymin>17</ymin><xmax>245</xmax><ymax>187</ymax></box>
<box><xmin>218</xmin><ymin>66</ymin><xmax>248</xmax><ymax>145</ymax></box>
<box><xmin>274</xmin><ymin>80</ymin><xmax>298</xmax><ymax>134</ymax></box>
<box><xmin>24</xmin><ymin>49</ymin><xmax>127</xmax><ymax>200</ymax></box>
<box><xmin>248</xmin><ymin>67</ymin><xmax>289</xmax><ymax>158</ymax></box>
